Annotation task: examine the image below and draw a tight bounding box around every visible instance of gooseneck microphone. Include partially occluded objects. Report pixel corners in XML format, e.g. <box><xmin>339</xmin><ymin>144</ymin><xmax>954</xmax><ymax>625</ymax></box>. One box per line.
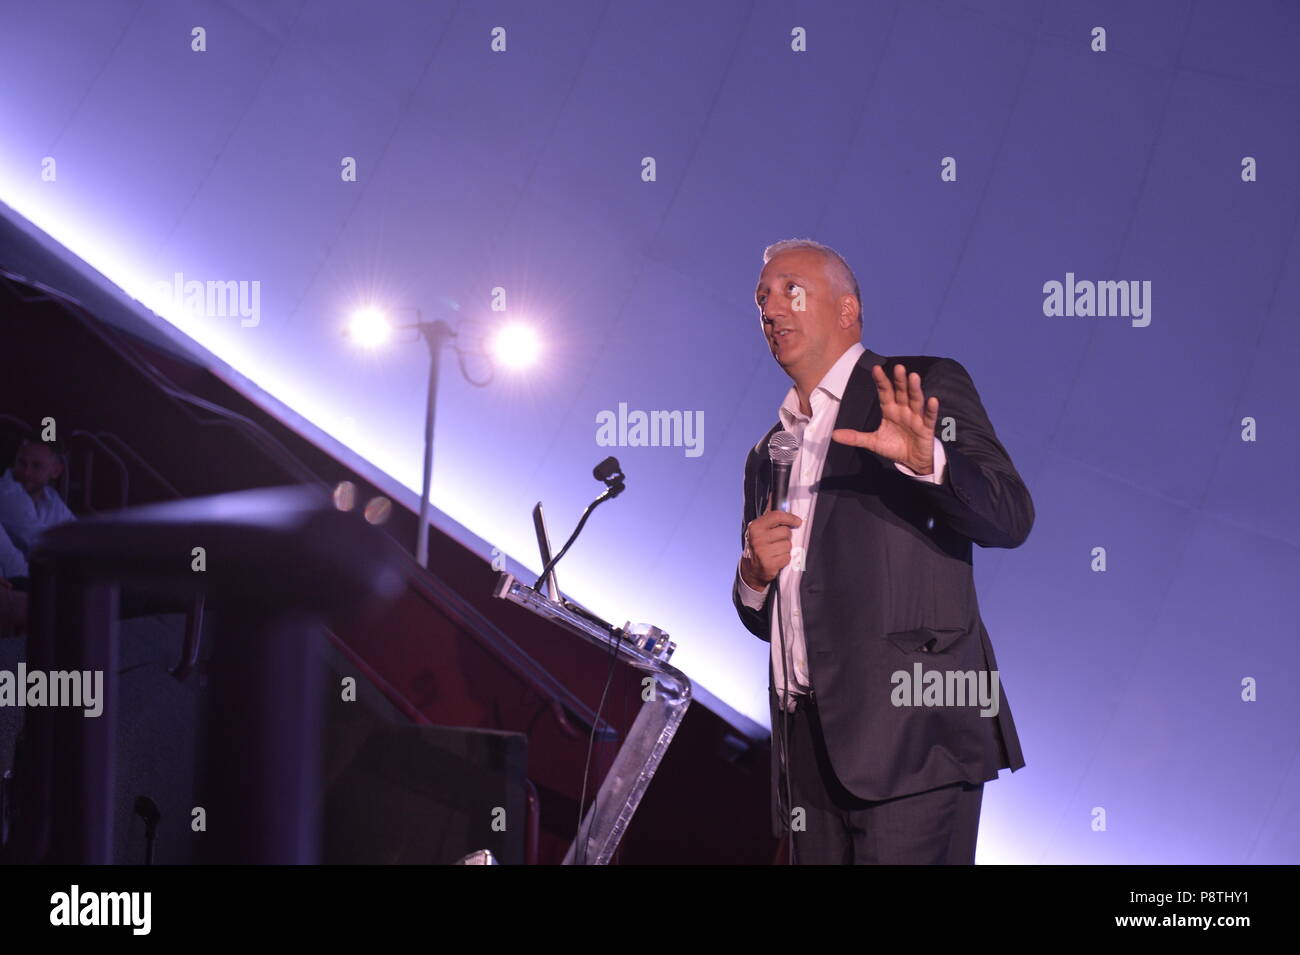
<box><xmin>531</xmin><ymin>457</ymin><xmax>626</xmax><ymax>590</ymax></box>
<box><xmin>768</xmin><ymin>431</ymin><xmax>800</xmax><ymax>512</ymax></box>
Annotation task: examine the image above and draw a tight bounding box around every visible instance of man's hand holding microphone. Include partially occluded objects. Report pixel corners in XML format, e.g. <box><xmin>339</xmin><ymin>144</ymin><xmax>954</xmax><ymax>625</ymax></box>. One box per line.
<box><xmin>740</xmin><ymin>509</ymin><xmax>802</xmax><ymax>592</ymax></box>
<box><xmin>740</xmin><ymin>429</ymin><xmax>802</xmax><ymax>593</ymax></box>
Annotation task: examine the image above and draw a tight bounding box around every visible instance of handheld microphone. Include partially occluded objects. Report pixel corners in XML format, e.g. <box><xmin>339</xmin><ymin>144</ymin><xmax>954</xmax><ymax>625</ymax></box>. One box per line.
<box><xmin>767</xmin><ymin>431</ymin><xmax>800</xmax><ymax>512</ymax></box>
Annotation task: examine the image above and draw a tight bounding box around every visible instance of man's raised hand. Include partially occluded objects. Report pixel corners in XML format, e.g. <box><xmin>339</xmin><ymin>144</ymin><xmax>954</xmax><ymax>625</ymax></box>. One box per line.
<box><xmin>831</xmin><ymin>362</ymin><xmax>938</xmax><ymax>475</ymax></box>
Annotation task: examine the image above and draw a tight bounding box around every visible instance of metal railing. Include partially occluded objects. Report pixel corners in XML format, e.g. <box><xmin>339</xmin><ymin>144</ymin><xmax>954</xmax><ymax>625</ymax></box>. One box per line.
<box><xmin>0</xmin><ymin>485</ymin><xmax>406</xmax><ymax>864</ymax></box>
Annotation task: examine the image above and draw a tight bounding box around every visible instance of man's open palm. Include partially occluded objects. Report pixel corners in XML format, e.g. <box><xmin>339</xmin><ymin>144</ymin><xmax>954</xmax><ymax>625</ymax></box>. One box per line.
<box><xmin>831</xmin><ymin>363</ymin><xmax>938</xmax><ymax>475</ymax></box>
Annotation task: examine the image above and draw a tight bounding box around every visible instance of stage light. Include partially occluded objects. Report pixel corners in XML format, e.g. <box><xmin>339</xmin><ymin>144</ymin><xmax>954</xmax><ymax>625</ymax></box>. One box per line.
<box><xmin>492</xmin><ymin>321</ymin><xmax>540</xmax><ymax>369</ymax></box>
<box><xmin>348</xmin><ymin>307</ymin><xmax>392</xmax><ymax>348</ymax></box>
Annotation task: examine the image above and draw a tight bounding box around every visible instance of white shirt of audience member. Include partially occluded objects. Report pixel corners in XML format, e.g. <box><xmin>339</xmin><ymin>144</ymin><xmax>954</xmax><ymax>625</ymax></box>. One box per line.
<box><xmin>0</xmin><ymin>444</ymin><xmax>77</xmax><ymax>560</ymax></box>
<box><xmin>0</xmin><ymin>522</ymin><xmax>25</xmax><ymax>578</ymax></box>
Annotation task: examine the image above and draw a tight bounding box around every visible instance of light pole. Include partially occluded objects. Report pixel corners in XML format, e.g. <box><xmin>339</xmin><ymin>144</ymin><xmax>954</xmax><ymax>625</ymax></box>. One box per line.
<box><xmin>413</xmin><ymin>316</ymin><xmax>488</xmax><ymax>567</ymax></box>
<box><xmin>348</xmin><ymin>306</ymin><xmax>538</xmax><ymax>568</ymax></box>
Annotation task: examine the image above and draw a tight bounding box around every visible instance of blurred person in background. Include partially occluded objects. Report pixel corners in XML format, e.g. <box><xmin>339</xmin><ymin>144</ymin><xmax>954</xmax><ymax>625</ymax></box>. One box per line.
<box><xmin>0</xmin><ymin>438</ymin><xmax>76</xmax><ymax>561</ymax></box>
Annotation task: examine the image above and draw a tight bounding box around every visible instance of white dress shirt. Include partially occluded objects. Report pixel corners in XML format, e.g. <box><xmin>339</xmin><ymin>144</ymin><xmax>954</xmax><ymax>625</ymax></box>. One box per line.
<box><xmin>737</xmin><ymin>343</ymin><xmax>948</xmax><ymax>712</ymax></box>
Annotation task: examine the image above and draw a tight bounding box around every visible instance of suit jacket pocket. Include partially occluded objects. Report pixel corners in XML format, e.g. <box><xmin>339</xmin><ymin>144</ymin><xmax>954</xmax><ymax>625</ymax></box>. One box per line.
<box><xmin>884</xmin><ymin>626</ymin><xmax>967</xmax><ymax>655</ymax></box>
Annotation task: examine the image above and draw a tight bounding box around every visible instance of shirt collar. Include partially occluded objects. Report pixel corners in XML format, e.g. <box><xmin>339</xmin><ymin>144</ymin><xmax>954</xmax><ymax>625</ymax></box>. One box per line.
<box><xmin>778</xmin><ymin>341</ymin><xmax>866</xmax><ymax>427</ymax></box>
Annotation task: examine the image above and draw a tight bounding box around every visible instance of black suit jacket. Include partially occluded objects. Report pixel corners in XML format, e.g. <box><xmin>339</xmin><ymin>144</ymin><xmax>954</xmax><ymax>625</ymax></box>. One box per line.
<box><xmin>733</xmin><ymin>348</ymin><xmax>1032</xmax><ymax>837</ymax></box>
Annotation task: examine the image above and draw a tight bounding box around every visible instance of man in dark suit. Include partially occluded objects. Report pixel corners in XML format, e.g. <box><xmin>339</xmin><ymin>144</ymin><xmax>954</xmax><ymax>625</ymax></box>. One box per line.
<box><xmin>733</xmin><ymin>238</ymin><xmax>1033</xmax><ymax>864</ymax></box>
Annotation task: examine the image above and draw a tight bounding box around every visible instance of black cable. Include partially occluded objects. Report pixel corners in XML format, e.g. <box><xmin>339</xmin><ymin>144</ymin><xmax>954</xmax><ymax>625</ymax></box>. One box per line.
<box><xmin>613</xmin><ymin>634</ymin><xmax>634</xmax><ymax>866</ymax></box>
<box><xmin>774</xmin><ymin>581</ymin><xmax>796</xmax><ymax>866</ymax></box>
<box><xmin>754</xmin><ymin>451</ymin><xmax>798</xmax><ymax>865</ymax></box>
<box><xmin>574</xmin><ymin>623</ymin><xmax>624</xmax><ymax>864</ymax></box>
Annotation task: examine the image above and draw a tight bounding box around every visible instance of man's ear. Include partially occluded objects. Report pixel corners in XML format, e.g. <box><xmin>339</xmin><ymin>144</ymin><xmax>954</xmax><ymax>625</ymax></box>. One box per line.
<box><xmin>839</xmin><ymin>293</ymin><xmax>859</xmax><ymax>330</ymax></box>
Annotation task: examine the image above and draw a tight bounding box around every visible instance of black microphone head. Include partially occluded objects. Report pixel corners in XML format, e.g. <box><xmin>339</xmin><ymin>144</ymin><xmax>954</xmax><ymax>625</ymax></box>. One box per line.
<box><xmin>593</xmin><ymin>456</ymin><xmax>623</xmax><ymax>483</ymax></box>
<box><xmin>594</xmin><ymin>456</ymin><xmax>625</xmax><ymax>497</ymax></box>
<box><xmin>767</xmin><ymin>430</ymin><xmax>800</xmax><ymax>464</ymax></box>
<box><xmin>133</xmin><ymin>795</ymin><xmax>161</xmax><ymax>825</ymax></box>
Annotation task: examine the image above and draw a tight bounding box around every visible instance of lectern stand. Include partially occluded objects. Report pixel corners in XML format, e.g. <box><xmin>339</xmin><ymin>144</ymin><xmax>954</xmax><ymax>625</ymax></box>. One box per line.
<box><xmin>493</xmin><ymin>573</ymin><xmax>691</xmax><ymax>865</ymax></box>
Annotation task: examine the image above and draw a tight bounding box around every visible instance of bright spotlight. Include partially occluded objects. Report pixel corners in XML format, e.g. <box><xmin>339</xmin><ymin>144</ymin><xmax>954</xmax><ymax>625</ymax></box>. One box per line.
<box><xmin>348</xmin><ymin>307</ymin><xmax>392</xmax><ymax>348</ymax></box>
<box><xmin>492</xmin><ymin>322</ymin><xmax>540</xmax><ymax>369</ymax></box>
